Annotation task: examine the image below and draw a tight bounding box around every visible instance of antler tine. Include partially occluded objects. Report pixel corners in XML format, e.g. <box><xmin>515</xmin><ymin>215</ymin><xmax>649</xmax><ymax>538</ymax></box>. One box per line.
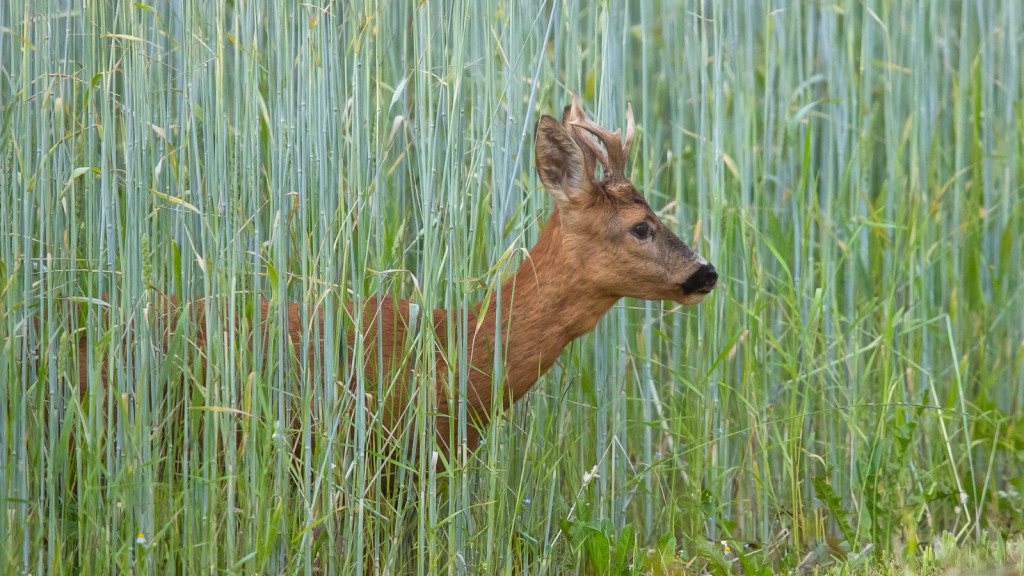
<box><xmin>570</xmin><ymin>116</ymin><xmax>624</xmax><ymax>177</ymax></box>
<box><xmin>569</xmin><ymin>118</ymin><xmax>610</xmax><ymax>172</ymax></box>
<box><xmin>565</xmin><ymin>94</ymin><xmax>634</xmax><ymax>179</ymax></box>
<box><xmin>622</xmin><ymin>102</ymin><xmax>635</xmax><ymax>160</ymax></box>
<box><xmin>570</xmin><ymin>92</ymin><xmax>586</xmax><ymax>123</ymax></box>
<box><xmin>565</xmin><ymin>92</ymin><xmax>598</xmax><ymax>180</ymax></box>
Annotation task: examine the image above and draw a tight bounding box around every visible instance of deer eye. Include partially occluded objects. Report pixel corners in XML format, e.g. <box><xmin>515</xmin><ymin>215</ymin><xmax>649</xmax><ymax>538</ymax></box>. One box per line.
<box><xmin>631</xmin><ymin>222</ymin><xmax>652</xmax><ymax>240</ymax></box>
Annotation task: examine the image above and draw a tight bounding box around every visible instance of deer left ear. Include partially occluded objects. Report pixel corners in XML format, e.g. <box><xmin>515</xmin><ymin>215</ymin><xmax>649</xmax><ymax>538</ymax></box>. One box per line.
<box><xmin>535</xmin><ymin>115</ymin><xmax>589</xmax><ymax>205</ymax></box>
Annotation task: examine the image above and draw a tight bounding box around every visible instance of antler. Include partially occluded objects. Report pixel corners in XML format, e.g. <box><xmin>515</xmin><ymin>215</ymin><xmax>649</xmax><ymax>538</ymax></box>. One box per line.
<box><xmin>562</xmin><ymin>94</ymin><xmax>597</xmax><ymax>180</ymax></box>
<box><xmin>567</xmin><ymin>93</ymin><xmax>636</xmax><ymax>181</ymax></box>
<box><xmin>622</xmin><ymin>102</ymin><xmax>635</xmax><ymax>159</ymax></box>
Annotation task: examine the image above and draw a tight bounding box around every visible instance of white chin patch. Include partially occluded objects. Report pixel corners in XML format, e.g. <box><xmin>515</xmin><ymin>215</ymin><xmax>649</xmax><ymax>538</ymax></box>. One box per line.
<box><xmin>677</xmin><ymin>292</ymin><xmax>708</xmax><ymax>306</ymax></box>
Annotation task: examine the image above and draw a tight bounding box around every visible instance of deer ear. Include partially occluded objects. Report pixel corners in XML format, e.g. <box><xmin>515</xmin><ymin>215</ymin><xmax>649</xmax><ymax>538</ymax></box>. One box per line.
<box><xmin>535</xmin><ymin>115</ymin><xmax>588</xmax><ymax>204</ymax></box>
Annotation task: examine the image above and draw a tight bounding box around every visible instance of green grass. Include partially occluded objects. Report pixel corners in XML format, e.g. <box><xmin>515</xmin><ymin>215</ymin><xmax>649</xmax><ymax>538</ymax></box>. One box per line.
<box><xmin>2</xmin><ymin>0</ymin><xmax>1022</xmax><ymax>574</ymax></box>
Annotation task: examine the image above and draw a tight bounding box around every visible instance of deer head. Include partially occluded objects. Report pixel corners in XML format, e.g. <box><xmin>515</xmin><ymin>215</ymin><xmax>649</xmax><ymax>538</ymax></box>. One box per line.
<box><xmin>534</xmin><ymin>95</ymin><xmax>717</xmax><ymax>306</ymax></box>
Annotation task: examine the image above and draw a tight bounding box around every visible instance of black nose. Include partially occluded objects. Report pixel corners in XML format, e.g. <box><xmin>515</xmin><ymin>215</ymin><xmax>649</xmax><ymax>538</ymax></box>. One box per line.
<box><xmin>701</xmin><ymin>264</ymin><xmax>718</xmax><ymax>289</ymax></box>
<box><xmin>680</xmin><ymin>263</ymin><xmax>718</xmax><ymax>294</ymax></box>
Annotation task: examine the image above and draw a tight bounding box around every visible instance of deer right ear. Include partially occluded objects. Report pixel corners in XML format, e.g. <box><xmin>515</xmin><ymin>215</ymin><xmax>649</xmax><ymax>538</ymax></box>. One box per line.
<box><xmin>535</xmin><ymin>115</ymin><xmax>588</xmax><ymax>205</ymax></box>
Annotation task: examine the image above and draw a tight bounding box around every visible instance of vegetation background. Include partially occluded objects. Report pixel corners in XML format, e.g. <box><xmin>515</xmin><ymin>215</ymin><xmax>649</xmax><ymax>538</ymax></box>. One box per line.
<box><xmin>2</xmin><ymin>0</ymin><xmax>1022</xmax><ymax>574</ymax></box>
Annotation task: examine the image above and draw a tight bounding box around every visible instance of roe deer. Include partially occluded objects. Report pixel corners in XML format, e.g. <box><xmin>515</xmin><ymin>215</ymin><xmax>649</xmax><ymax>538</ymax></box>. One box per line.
<box><xmin>72</xmin><ymin>95</ymin><xmax>717</xmax><ymax>467</ymax></box>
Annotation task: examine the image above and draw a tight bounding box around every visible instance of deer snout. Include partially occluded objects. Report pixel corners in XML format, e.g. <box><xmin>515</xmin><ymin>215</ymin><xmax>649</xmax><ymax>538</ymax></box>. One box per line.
<box><xmin>680</xmin><ymin>263</ymin><xmax>718</xmax><ymax>295</ymax></box>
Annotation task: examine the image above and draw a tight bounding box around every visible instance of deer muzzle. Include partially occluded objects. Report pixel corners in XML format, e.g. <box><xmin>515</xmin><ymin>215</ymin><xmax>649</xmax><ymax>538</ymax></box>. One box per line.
<box><xmin>680</xmin><ymin>263</ymin><xmax>718</xmax><ymax>295</ymax></box>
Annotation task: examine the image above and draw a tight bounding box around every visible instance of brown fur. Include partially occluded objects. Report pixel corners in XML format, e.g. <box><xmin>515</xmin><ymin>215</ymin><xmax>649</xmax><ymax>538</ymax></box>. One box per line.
<box><xmin>69</xmin><ymin>99</ymin><xmax>716</xmax><ymax>468</ymax></box>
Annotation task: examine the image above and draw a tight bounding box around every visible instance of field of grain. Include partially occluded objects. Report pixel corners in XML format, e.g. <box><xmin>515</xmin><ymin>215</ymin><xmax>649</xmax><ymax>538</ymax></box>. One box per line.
<box><xmin>2</xmin><ymin>1</ymin><xmax>1022</xmax><ymax>574</ymax></box>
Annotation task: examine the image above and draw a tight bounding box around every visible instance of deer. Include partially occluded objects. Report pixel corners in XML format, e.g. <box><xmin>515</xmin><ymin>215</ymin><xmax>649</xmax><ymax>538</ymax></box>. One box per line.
<box><xmin>66</xmin><ymin>95</ymin><xmax>717</xmax><ymax>474</ymax></box>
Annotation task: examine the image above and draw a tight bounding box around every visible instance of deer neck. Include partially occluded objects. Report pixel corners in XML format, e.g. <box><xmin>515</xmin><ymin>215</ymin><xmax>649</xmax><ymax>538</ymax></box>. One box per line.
<box><xmin>464</xmin><ymin>210</ymin><xmax>617</xmax><ymax>414</ymax></box>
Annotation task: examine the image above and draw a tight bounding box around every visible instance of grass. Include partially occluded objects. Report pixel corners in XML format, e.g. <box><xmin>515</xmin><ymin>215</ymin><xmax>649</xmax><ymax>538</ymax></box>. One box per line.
<box><xmin>2</xmin><ymin>0</ymin><xmax>1022</xmax><ymax>574</ymax></box>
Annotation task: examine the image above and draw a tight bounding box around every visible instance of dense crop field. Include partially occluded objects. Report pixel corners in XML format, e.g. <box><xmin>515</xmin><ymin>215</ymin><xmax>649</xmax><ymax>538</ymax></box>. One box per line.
<box><xmin>2</xmin><ymin>0</ymin><xmax>1022</xmax><ymax>574</ymax></box>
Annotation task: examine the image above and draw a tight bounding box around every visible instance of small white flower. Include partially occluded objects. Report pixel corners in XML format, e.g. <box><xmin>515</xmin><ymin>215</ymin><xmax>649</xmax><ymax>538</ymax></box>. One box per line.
<box><xmin>136</xmin><ymin>532</ymin><xmax>147</xmax><ymax>545</ymax></box>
